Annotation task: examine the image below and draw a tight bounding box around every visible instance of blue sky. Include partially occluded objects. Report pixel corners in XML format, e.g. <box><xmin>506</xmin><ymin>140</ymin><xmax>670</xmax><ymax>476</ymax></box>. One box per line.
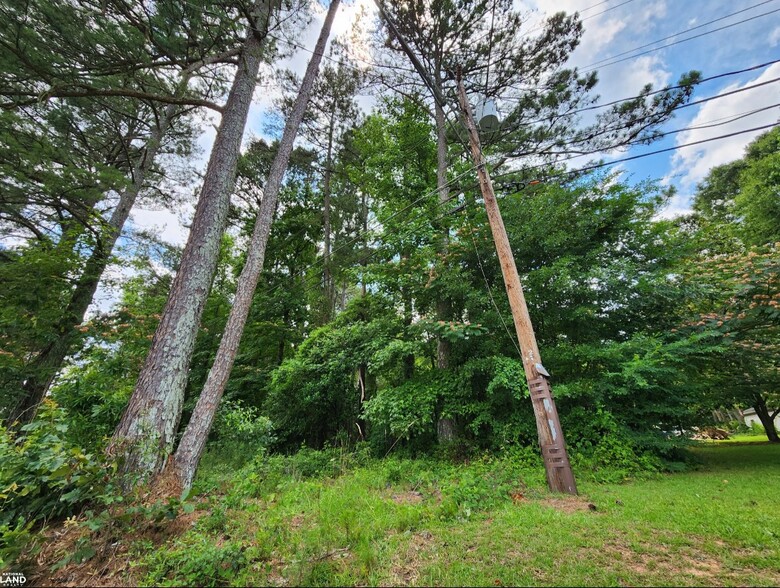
<box><xmin>525</xmin><ymin>0</ymin><xmax>780</xmax><ymax>215</ymax></box>
<box><xmin>131</xmin><ymin>0</ymin><xmax>780</xmax><ymax>244</ymax></box>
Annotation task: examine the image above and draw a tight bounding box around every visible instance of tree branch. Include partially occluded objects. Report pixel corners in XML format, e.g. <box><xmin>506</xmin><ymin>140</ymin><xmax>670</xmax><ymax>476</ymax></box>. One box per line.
<box><xmin>2</xmin><ymin>86</ymin><xmax>224</xmax><ymax>113</ymax></box>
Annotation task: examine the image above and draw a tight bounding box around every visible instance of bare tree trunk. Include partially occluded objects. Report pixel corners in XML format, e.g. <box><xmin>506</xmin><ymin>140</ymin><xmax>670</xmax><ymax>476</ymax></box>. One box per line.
<box><xmin>361</xmin><ymin>190</ymin><xmax>368</xmax><ymax>298</ymax></box>
<box><xmin>753</xmin><ymin>394</ymin><xmax>780</xmax><ymax>443</ymax></box>
<box><xmin>434</xmin><ymin>95</ymin><xmax>456</xmax><ymax>443</ymax></box>
<box><xmin>172</xmin><ymin>0</ymin><xmax>340</xmax><ymax>490</ymax></box>
<box><xmin>109</xmin><ymin>1</ymin><xmax>275</xmax><ymax>479</ymax></box>
<box><xmin>322</xmin><ymin>118</ymin><xmax>335</xmax><ymax>321</ymax></box>
<box><xmin>7</xmin><ymin>99</ymin><xmax>180</xmax><ymax>426</ymax></box>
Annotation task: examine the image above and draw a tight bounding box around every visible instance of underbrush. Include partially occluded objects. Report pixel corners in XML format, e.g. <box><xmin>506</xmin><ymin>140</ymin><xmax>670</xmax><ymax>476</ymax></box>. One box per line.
<box><xmin>17</xmin><ymin>437</ymin><xmax>780</xmax><ymax>586</ymax></box>
<box><xmin>1</xmin><ymin>401</ymin><xmax>206</xmax><ymax>574</ymax></box>
<box><xmin>140</xmin><ymin>441</ymin><xmax>660</xmax><ymax>586</ymax></box>
<box><xmin>139</xmin><ymin>441</ymin><xmax>780</xmax><ymax>587</ymax></box>
<box><xmin>0</xmin><ymin>400</ymin><xmax>119</xmax><ymax>569</ymax></box>
<box><xmin>2</xmin><ymin>400</ymin><xmax>697</xmax><ymax>582</ymax></box>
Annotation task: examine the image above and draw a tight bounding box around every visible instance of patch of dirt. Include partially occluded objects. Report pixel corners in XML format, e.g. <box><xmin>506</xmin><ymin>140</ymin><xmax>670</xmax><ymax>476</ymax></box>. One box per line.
<box><xmin>289</xmin><ymin>513</ymin><xmax>307</xmax><ymax>530</ymax></box>
<box><xmin>390</xmin><ymin>490</ymin><xmax>424</xmax><ymax>505</ymax></box>
<box><xmin>510</xmin><ymin>491</ymin><xmax>525</xmax><ymax>503</ymax></box>
<box><xmin>389</xmin><ymin>530</ymin><xmax>435</xmax><ymax>585</ymax></box>
<box><xmin>537</xmin><ymin>495</ymin><xmax>596</xmax><ymax>513</ymax></box>
<box><xmin>29</xmin><ymin>523</ymin><xmax>135</xmax><ymax>588</ymax></box>
<box><xmin>599</xmin><ymin>532</ymin><xmax>732</xmax><ymax>585</ymax></box>
<box><xmin>27</xmin><ymin>500</ymin><xmax>205</xmax><ymax>587</ymax></box>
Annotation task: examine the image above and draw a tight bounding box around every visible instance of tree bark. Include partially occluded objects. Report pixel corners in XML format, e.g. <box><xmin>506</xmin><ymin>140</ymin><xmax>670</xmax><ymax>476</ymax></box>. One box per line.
<box><xmin>752</xmin><ymin>394</ymin><xmax>779</xmax><ymax>443</ymax></box>
<box><xmin>109</xmin><ymin>0</ymin><xmax>275</xmax><ymax>479</ymax></box>
<box><xmin>433</xmin><ymin>91</ymin><xmax>456</xmax><ymax>441</ymax></box>
<box><xmin>322</xmin><ymin>114</ymin><xmax>335</xmax><ymax>321</ymax></box>
<box><xmin>171</xmin><ymin>0</ymin><xmax>340</xmax><ymax>491</ymax></box>
<box><xmin>7</xmin><ymin>98</ymin><xmax>180</xmax><ymax>425</ymax></box>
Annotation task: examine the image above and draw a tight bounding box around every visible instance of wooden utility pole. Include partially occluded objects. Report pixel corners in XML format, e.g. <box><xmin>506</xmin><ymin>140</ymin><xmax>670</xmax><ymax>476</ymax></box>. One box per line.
<box><xmin>456</xmin><ymin>71</ymin><xmax>577</xmax><ymax>494</ymax></box>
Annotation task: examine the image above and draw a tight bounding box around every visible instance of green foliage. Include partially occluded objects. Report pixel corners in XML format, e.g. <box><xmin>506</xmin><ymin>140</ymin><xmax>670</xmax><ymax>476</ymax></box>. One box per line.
<box><xmin>0</xmin><ymin>519</ymin><xmax>35</xmax><ymax>570</ymax></box>
<box><xmin>693</xmin><ymin>127</ymin><xmax>780</xmax><ymax>248</ymax></box>
<box><xmin>363</xmin><ymin>373</ymin><xmax>445</xmax><ymax>442</ymax></box>
<box><xmin>50</xmin><ymin>255</ymin><xmax>172</xmax><ymax>449</ymax></box>
<box><xmin>143</xmin><ymin>533</ymin><xmax>249</xmax><ymax>587</ymax></box>
<box><xmin>0</xmin><ymin>400</ymin><xmax>117</xmax><ymax>529</ymax></box>
<box><xmin>414</xmin><ymin>318</ymin><xmax>488</xmax><ymax>343</ymax></box>
<box><xmin>212</xmin><ymin>400</ymin><xmax>274</xmax><ymax>450</ymax></box>
<box><xmin>265</xmin><ymin>298</ymin><xmax>404</xmax><ymax>449</ymax></box>
<box><xmin>0</xmin><ymin>242</ymin><xmax>82</xmax><ymax>414</ymax></box>
<box><xmin>0</xmin><ymin>400</ymin><xmax>119</xmax><ymax>568</ymax></box>
<box><xmin>734</xmin><ymin>128</ymin><xmax>780</xmax><ymax>246</ymax></box>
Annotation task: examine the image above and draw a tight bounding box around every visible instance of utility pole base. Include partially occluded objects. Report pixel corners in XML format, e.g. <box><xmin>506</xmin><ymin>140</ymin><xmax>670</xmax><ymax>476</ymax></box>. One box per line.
<box><xmin>529</xmin><ymin>377</ymin><xmax>577</xmax><ymax>494</ymax></box>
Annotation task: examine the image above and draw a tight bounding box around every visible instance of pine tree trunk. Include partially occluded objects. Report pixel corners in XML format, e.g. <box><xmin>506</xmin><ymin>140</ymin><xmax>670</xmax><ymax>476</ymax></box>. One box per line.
<box><xmin>7</xmin><ymin>100</ymin><xmax>179</xmax><ymax>425</ymax></box>
<box><xmin>110</xmin><ymin>1</ymin><xmax>275</xmax><ymax>479</ymax></box>
<box><xmin>322</xmin><ymin>120</ymin><xmax>335</xmax><ymax>321</ymax></box>
<box><xmin>753</xmin><ymin>394</ymin><xmax>780</xmax><ymax>443</ymax></box>
<box><xmin>171</xmin><ymin>0</ymin><xmax>340</xmax><ymax>490</ymax></box>
<box><xmin>434</xmin><ymin>95</ymin><xmax>456</xmax><ymax>443</ymax></box>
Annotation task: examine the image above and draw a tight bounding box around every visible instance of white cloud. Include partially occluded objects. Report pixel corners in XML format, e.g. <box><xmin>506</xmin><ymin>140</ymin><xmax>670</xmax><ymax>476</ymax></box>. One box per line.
<box><xmin>667</xmin><ymin>62</ymin><xmax>780</xmax><ymax>192</ymax></box>
<box><xmin>131</xmin><ymin>207</ymin><xmax>193</xmax><ymax>246</ymax></box>
<box><xmin>770</xmin><ymin>26</ymin><xmax>780</xmax><ymax>46</ymax></box>
<box><xmin>519</xmin><ymin>0</ymin><xmax>672</xmax><ymax>130</ymax></box>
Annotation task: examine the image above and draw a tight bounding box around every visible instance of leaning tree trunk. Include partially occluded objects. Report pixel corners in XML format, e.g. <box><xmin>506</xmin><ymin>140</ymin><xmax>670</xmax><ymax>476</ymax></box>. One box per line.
<box><xmin>7</xmin><ymin>99</ymin><xmax>180</xmax><ymax>426</ymax></box>
<box><xmin>172</xmin><ymin>0</ymin><xmax>341</xmax><ymax>491</ymax></box>
<box><xmin>753</xmin><ymin>394</ymin><xmax>780</xmax><ymax>443</ymax></box>
<box><xmin>109</xmin><ymin>0</ymin><xmax>275</xmax><ymax>480</ymax></box>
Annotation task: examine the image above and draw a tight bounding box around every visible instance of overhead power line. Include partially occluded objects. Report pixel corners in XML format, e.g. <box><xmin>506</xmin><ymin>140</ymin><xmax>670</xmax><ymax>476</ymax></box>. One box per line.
<box><xmin>500</xmin><ymin>58</ymin><xmax>780</xmax><ymax>125</ymax></box>
<box><xmin>583</xmin><ymin>0</ymin><xmax>777</xmax><ymax>69</ymax></box>
<box><xmin>581</xmin><ymin>5</ymin><xmax>780</xmax><ymax>73</ymax></box>
<box><xmin>493</xmin><ymin>122</ymin><xmax>780</xmax><ymax>187</ymax></box>
<box><xmin>519</xmin><ymin>0</ymin><xmax>641</xmax><ymax>39</ymax></box>
<box><xmin>526</xmin><ymin>78</ymin><xmax>780</xmax><ymax>155</ymax></box>
<box><xmin>581</xmin><ymin>0</ymin><xmax>640</xmax><ymax>21</ymax></box>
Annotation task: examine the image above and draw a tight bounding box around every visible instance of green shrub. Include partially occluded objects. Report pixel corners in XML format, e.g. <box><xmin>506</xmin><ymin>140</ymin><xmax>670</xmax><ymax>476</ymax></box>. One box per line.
<box><xmin>0</xmin><ymin>400</ymin><xmax>118</xmax><ymax>568</ymax></box>
<box><xmin>142</xmin><ymin>533</ymin><xmax>248</xmax><ymax>587</ymax></box>
<box><xmin>0</xmin><ymin>400</ymin><xmax>117</xmax><ymax>527</ymax></box>
<box><xmin>212</xmin><ymin>400</ymin><xmax>274</xmax><ymax>449</ymax></box>
<box><xmin>724</xmin><ymin>419</ymin><xmax>750</xmax><ymax>434</ymax></box>
<box><xmin>0</xmin><ymin>520</ymin><xmax>34</xmax><ymax>570</ymax></box>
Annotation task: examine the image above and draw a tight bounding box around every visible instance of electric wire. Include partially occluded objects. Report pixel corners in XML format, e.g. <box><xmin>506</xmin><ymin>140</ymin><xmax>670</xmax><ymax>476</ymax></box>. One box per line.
<box><xmin>577</xmin><ymin>0</ymin><xmax>613</xmax><ymax>12</ymax></box>
<box><xmin>498</xmin><ymin>58</ymin><xmax>780</xmax><ymax>126</ymax></box>
<box><xmin>583</xmin><ymin>0</ymin><xmax>777</xmax><ymax>69</ymax></box>
<box><xmin>519</xmin><ymin>0</ymin><xmax>641</xmax><ymax>39</ymax></box>
<box><xmin>580</xmin><ymin>5</ymin><xmax>780</xmax><ymax>73</ymax></box>
<box><xmin>492</xmin><ymin>122</ymin><xmax>780</xmax><ymax>189</ymax></box>
<box><xmin>499</xmin><ymin>104</ymin><xmax>780</xmax><ymax>183</ymax></box>
<box><xmin>581</xmin><ymin>0</ymin><xmax>641</xmax><ymax>21</ymax></box>
<box><xmin>508</xmin><ymin>79</ymin><xmax>780</xmax><ymax>158</ymax></box>
<box><xmin>462</xmin><ymin>207</ymin><xmax>523</xmax><ymax>356</ymax></box>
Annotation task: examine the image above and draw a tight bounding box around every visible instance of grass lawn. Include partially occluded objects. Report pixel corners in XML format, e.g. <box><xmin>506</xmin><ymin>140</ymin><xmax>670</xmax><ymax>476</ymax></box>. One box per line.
<box><xmin>37</xmin><ymin>443</ymin><xmax>780</xmax><ymax>587</ymax></box>
<box><xmin>711</xmin><ymin>434</ymin><xmax>773</xmax><ymax>444</ymax></box>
